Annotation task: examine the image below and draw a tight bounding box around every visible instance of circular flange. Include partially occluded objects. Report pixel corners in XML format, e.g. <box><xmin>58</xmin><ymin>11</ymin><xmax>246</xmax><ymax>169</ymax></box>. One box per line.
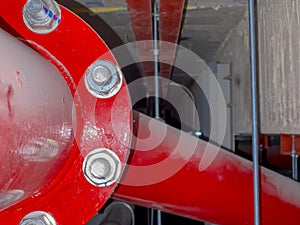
<box><xmin>0</xmin><ymin>1</ymin><xmax>131</xmax><ymax>225</ymax></box>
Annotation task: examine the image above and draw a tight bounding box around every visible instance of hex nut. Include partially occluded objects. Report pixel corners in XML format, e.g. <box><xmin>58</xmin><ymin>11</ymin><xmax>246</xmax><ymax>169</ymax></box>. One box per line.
<box><xmin>23</xmin><ymin>0</ymin><xmax>61</xmax><ymax>34</ymax></box>
<box><xmin>83</xmin><ymin>148</ymin><xmax>122</xmax><ymax>187</ymax></box>
<box><xmin>20</xmin><ymin>211</ymin><xmax>56</xmax><ymax>225</ymax></box>
<box><xmin>84</xmin><ymin>60</ymin><xmax>123</xmax><ymax>98</ymax></box>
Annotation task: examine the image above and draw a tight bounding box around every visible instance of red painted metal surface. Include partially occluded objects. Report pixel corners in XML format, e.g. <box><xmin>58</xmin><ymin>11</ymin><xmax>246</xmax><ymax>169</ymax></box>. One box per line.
<box><xmin>0</xmin><ymin>28</ymin><xmax>75</xmax><ymax>209</ymax></box>
<box><xmin>114</xmin><ymin>112</ymin><xmax>300</xmax><ymax>225</ymax></box>
<box><xmin>126</xmin><ymin>0</ymin><xmax>185</xmax><ymax>79</ymax></box>
<box><xmin>0</xmin><ymin>1</ymin><xmax>131</xmax><ymax>224</ymax></box>
<box><xmin>126</xmin><ymin>0</ymin><xmax>154</xmax><ymax>76</ymax></box>
<box><xmin>159</xmin><ymin>0</ymin><xmax>185</xmax><ymax>79</ymax></box>
<box><xmin>2</xmin><ymin>1</ymin><xmax>300</xmax><ymax>225</ymax></box>
<box><xmin>280</xmin><ymin>134</ymin><xmax>300</xmax><ymax>155</ymax></box>
<box><xmin>258</xmin><ymin>135</ymin><xmax>270</xmax><ymax>149</ymax></box>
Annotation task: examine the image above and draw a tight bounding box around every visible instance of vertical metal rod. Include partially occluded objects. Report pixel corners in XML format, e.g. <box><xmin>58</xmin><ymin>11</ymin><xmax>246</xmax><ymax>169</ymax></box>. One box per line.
<box><xmin>157</xmin><ymin>210</ymin><xmax>162</xmax><ymax>225</ymax></box>
<box><xmin>292</xmin><ymin>155</ymin><xmax>298</xmax><ymax>180</ymax></box>
<box><xmin>150</xmin><ymin>208</ymin><xmax>154</xmax><ymax>225</ymax></box>
<box><xmin>248</xmin><ymin>0</ymin><xmax>260</xmax><ymax>224</ymax></box>
<box><xmin>291</xmin><ymin>135</ymin><xmax>298</xmax><ymax>180</ymax></box>
<box><xmin>153</xmin><ymin>1</ymin><xmax>160</xmax><ymax>119</ymax></box>
<box><xmin>153</xmin><ymin>3</ymin><xmax>162</xmax><ymax>223</ymax></box>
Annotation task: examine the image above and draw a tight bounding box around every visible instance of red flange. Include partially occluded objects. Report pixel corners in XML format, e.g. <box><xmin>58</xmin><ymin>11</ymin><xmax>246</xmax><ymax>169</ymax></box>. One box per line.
<box><xmin>0</xmin><ymin>1</ymin><xmax>131</xmax><ymax>224</ymax></box>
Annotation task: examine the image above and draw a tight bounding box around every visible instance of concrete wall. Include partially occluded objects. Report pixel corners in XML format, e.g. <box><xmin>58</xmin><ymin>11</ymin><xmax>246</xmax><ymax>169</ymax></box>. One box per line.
<box><xmin>213</xmin><ymin>10</ymin><xmax>251</xmax><ymax>134</ymax></box>
<box><xmin>258</xmin><ymin>0</ymin><xmax>300</xmax><ymax>134</ymax></box>
<box><xmin>213</xmin><ymin>1</ymin><xmax>300</xmax><ymax>135</ymax></box>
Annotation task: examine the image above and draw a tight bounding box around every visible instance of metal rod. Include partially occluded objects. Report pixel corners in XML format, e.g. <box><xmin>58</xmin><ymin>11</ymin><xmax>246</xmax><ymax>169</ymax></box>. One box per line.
<box><xmin>153</xmin><ymin>3</ymin><xmax>162</xmax><ymax>223</ymax></box>
<box><xmin>150</xmin><ymin>208</ymin><xmax>154</xmax><ymax>225</ymax></box>
<box><xmin>291</xmin><ymin>135</ymin><xmax>298</xmax><ymax>180</ymax></box>
<box><xmin>248</xmin><ymin>0</ymin><xmax>260</xmax><ymax>224</ymax></box>
<box><xmin>157</xmin><ymin>210</ymin><xmax>162</xmax><ymax>225</ymax></box>
<box><xmin>292</xmin><ymin>155</ymin><xmax>298</xmax><ymax>180</ymax></box>
<box><xmin>153</xmin><ymin>1</ymin><xmax>160</xmax><ymax>119</ymax></box>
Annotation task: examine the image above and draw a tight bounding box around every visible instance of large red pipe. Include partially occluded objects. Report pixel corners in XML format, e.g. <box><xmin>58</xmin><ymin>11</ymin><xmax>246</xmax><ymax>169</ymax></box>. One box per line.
<box><xmin>114</xmin><ymin>112</ymin><xmax>300</xmax><ymax>225</ymax></box>
<box><xmin>0</xmin><ymin>29</ymin><xmax>74</xmax><ymax>210</ymax></box>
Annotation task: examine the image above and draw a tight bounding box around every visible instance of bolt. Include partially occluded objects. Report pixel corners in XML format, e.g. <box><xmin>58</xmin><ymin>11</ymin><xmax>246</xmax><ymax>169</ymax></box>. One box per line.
<box><xmin>83</xmin><ymin>148</ymin><xmax>122</xmax><ymax>187</ymax></box>
<box><xmin>20</xmin><ymin>211</ymin><xmax>56</xmax><ymax>225</ymax></box>
<box><xmin>23</xmin><ymin>0</ymin><xmax>61</xmax><ymax>34</ymax></box>
<box><xmin>84</xmin><ymin>60</ymin><xmax>123</xmax><ymax>98</ymax></box>
<box><xmin>92</xmin><ymin>66</ymin><xmax>112</xmax><ymax>85</ymax></box>
<box><xmin>90</xmin><ymin>158</ymin><xmax>111</xmax><ymax>178</ymax></box>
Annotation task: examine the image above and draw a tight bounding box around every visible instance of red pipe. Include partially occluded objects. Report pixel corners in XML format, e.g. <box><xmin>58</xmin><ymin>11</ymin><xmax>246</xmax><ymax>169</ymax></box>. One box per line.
<box><xmin>0</xmin><ymin>28</ymin><xmax>74</xmax><ymax>210</ymax></box>
<box><xmin>114</xmin><ymin>112</ymin><xmax>300</xmax><ymax>225</ymax></box>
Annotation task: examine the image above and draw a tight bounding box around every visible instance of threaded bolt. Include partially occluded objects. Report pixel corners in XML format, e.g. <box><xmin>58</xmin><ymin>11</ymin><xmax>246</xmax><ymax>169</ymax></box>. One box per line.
<box><xmin>92</xmin><ymin>65</ymin><xmax>112</xmax><ymax>85</ymax></box>
<box><xmin>83</xmin><ymin>148</ymin><xmax>122</xmax><ymax>187</ymax></box>
<box><xmin>84</xmin><ymin>60</ymin><xmax>122</xmax><ymax>98</ymax></box>
<box><xmin>23</xmin><ymin>0</ymin><xmax>61</xmax><ymax>34</ymax></box>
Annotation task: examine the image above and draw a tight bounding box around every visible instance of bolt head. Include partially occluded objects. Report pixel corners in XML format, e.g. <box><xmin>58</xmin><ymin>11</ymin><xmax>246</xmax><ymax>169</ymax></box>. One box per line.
<box><xmin>90</xmin><ymin>158</ymin><xmax>111</xmax><ymax>178</ymax></box>
<box><xmin>23</xmin><ymin>0</ymin><xmax>61</xmax><ymax>34</ymax></box>
<box><xmin>27</xmin><ymin>0</ymin><xmax>44</xmax><ymax>15</ymax></box>
<box><xmin>92</xmin><ymin>65</ymin><xmax>112</xmax><ymax>85</ymax></box>
<box><xmin>83</xmin><ymin>148</ymin><xmax>122</xmax><ymax>187</ymax></box>
<box><xmin>20</xmin><ymin>211</ymin><xmax>56</xmax><ymax>225</ymax></box>
<box><xmin>84</xmin><ymin>60</ymin><xmax>122</xmax><ymax>98</ymax></box>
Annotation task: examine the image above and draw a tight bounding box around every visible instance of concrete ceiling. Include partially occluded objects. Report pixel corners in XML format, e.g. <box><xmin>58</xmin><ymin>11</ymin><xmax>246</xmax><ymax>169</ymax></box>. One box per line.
<box><xmin>75</xmin><ymin>0</ymin><xmax>247</xmax><ymax>61</ymax></box>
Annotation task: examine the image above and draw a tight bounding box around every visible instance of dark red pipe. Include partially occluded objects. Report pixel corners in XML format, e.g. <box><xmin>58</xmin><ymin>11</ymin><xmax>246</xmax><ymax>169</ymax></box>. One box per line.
<box><xmin>159</xmin><ymin>0</ymin><xmax>185</xmax><ymax>79</ymax></box>
<box><xmin>126</xmin><ymin>0</ymin><xmax>154</xmax><ymax>76</ymax></box>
